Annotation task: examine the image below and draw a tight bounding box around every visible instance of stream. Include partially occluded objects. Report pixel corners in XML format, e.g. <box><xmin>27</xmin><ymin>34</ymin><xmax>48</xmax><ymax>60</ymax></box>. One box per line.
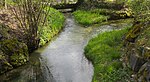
<box><xmin>0</xmin><ymin>14</ymin><xmax>132</xmax><ymax>82</ymax></box>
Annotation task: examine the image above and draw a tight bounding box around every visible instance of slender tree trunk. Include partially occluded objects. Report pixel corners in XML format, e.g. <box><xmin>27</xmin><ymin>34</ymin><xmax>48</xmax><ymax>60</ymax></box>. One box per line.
<box><xmin>3</xmin><ymin>0</ymin><xmax>7</xmax><ymax>9</ymax></box>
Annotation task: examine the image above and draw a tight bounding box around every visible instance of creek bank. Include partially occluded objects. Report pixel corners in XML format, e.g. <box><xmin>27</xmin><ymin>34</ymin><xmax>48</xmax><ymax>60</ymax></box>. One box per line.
<box><xmin>0</xmin><ymin>24</ymin><xmax>29</xmax><ymax>74</ymax></box>
<box><xmin>82</xmin><ymin>12</ymin><xmax>150</xmax><ymax>82</ymax></box>
<box><xmin>73</xmin><ymin>1</ymin><xmax>133</xmax><ymax>26</ymax></box>
<box><xmin>123</xmin><ymin>20</ymin><xmax>150</xmax><ymax>81</ymax></box>
<box><xmin>81</xmin><ymin>14</ymin><xmax>150</xmax><ymax>82</ymax></box>
<box><xmin>0</xmin><ymin>7</ymin><xmax>65</xmax><ymax>74</ymax></box>
<box><xmin>73</xmin><ymin>8</ymin><xmax>132</xmax><ymax>26</ymax></box>
<box><xmin>84</xmin><ymin>19</ymin><xmax>133</xmax><ymax>82</ymax></box>
<box><xmin>73</xmin><ymin>1</ymin><xmax>134</xmax><ymax>81</ymax></box>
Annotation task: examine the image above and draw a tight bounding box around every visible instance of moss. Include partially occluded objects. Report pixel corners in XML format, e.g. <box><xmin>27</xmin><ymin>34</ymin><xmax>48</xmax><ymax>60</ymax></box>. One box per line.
<box><xmin>136</xmin><ymin>26</ymin><xmax>150</xmax><ymax>46</ymax></box>
<box><xmin>123</xmin><ymin>21</ymin><xmax>150</xmax><ymax>81</ymax></box>
<box><xmin>0</xmin><ymin>39</ymin><xmax>29</xmax><ymax>67</ymax></box>
<box><xmin>10</xmin><ymin>53</ymin><xmax>28</xmax><ymax>66</ymax></box>
<box><xmin>0</xmin><ymin>50</ymin><xmax>13</xmax><ymax>74</ymax></box>
<box><xmin>125</xmin><ymin>23</ymin><xmax>143</xmax><ymax>42</ymax></box>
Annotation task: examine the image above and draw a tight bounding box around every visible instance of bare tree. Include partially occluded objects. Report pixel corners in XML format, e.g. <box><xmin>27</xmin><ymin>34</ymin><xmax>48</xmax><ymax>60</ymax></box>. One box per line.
<box><xmin>10</xmin><ymin>0</ymin><xmax>52</xmax><ymax>51</ymax></box>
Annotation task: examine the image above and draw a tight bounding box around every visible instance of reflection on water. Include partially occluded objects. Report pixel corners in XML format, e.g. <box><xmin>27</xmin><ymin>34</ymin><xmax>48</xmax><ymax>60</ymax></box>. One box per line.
<box><xmin>0</xmin><ymin>51</ymin><xmax>56</xmax><ymax>82</ymax></box>
<box><xmin>0</xmin><ymin>14</ymin><xmax>132</xmax><ymax>82</ymax></box>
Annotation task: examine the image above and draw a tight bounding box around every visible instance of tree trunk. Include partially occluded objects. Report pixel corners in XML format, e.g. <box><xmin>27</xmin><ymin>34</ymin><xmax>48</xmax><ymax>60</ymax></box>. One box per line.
<box><xmin>27</xmin><ymin>24</ymin><xmax>39</xmax><ymax>52</ymax></box>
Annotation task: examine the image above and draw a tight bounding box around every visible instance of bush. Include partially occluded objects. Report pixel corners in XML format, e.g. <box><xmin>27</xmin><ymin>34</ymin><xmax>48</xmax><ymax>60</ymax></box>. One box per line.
<box><xmin>38</xmin><ymin>7</ymin><xmax>65</xmax><ymax>46</ymax></box>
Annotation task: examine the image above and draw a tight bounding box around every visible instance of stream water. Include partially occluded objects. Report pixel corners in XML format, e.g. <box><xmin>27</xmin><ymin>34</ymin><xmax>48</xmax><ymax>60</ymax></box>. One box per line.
<box><xmin>0</xmin><ymin>14</ymin><xmax>132</xmax><ymax>82</ymax></box>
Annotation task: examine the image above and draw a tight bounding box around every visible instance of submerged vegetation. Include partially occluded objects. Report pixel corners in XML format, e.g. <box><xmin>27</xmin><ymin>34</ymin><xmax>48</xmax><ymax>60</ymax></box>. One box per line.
<box><xmin>85</xmin><ymin>27</ymin><xmax>132</xmax><ymax>82</ymax></box>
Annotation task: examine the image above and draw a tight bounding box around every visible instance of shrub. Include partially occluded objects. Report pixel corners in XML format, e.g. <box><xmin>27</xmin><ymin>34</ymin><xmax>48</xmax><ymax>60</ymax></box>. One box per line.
<box><xmin>39</xmin><ymin>8</ymin><xmax>65</xmax><ymax>46</ymax></box>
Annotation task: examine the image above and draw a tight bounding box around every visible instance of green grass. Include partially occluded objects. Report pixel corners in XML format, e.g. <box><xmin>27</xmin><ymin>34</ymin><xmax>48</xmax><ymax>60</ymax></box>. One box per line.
<box><xmin>90</xmin><ymin>9</ymin><xmax>116</xmax><ymax>15</ymax></box>
<box><xmin>73</xmin><ymin>9</ymin><xmax>132</xmax><ymax>26</ymax></box>
<box><xmin>73</xmin><ymin>10</ymin><xmax>109</xmax><ymax>26</ymax></box>
<box><xmin>38</xmin><ymin>7</ymin><xmax>65</xmax><ymax>46</ymax></box>
<box><xmin>84</xmin><ymin>28</ymin><xmax>131</xmax><ymax>82</ymax></box>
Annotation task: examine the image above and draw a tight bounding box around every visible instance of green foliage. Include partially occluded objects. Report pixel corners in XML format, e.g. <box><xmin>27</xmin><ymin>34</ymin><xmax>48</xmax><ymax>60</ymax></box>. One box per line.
<box><xmin>129</xmin><ymin>0</ymin><xmax>150</xmax><ymax>14</ymax></box>
<box><xmin>73</xmin><ymin>10</ymin><xmax>109</xmax><ymax>26</ymax></box>
<box><xmin>6</xmin><ymin>0</ymin><xmax>15</xmax><ymax>5</ymax></box>
<box><xmin>90</xmin><ymin>9</ymin><xmax>115</xmax><ymax>15</ymax></box>
<box><xmin>85</xmin><ymin>27</ymin><xmax>131</xmax><ymax>82</ymax></box>
<box><xmin>128</xmin><ymin>0</ymin><xmax>150</xmax><ymax>22</ymax></box>
<box><xmin>8</xmin><ymin>0</ymin><xmax>56</xmax><ymax>51</ymax></box>
<box><xmin>39</xmin><ymin>7</ymin><xmax>65</xmax><ymax>46</ymax></box>
<box><xmin>73</xmin><ymin>8</ymin><xmax>132</xmax><ymax>25</ymax></box>
<box><xmin>0</xmin><ymin>39</ymin><xmax>29</xmax><ymax>67</ymax></box>
<box><xmin>91</xmin><ymin>8</ymin><xmax>132</xmax><ymax>18</ymax></box>
<box><xmin>0</xmin><ymin>0</ymin><xmax>16</xmax><ymax>8</ymax></box>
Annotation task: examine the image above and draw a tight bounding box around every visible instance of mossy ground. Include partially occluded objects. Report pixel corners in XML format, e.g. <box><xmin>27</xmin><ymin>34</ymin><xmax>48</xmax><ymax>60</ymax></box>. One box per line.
<box><xmin>84</xmin><ymin>27</ymin><xmax>132</xmax><ymax>82</ymax></box>
<box><xmin>0</xmin><ymin>39</ymin><xmax>29</xmax><ymax>74</ymax></box>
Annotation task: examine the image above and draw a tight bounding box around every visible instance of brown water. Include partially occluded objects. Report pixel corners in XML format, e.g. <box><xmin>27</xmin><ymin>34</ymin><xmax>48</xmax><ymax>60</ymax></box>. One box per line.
<box><xmin>0</xmin><ymin>14</ymin><xmax>132</xmax><ymax>82</ymax></box>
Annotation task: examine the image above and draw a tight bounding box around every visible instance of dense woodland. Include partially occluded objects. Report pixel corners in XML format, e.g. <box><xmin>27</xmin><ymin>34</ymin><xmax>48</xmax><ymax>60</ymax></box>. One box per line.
<box><xmin>0</xmin><ymin>0</ymin><xmax>150</xmax><ymax>82</ymax></box>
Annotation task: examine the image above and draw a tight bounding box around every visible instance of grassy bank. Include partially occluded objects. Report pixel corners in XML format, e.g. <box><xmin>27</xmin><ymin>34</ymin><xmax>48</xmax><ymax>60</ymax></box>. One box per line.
<box><xmin>73</xmin><ymin>8</ymin><xmax>132</xmax><ymax>26</ymax></box>
<box><xmin>84</xmin><ymin>28</ymin><xmax>131</xmax><ymax>82</ymax></box>
<box><xmin>39</xmin><ymin>7</ymin><xmax>65</xmax><ymax>46</ymax></box>
<box><xmin>73</xmin><ymin>10</ymin><xmax>109</xmax><ymax>26</ymax></box>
